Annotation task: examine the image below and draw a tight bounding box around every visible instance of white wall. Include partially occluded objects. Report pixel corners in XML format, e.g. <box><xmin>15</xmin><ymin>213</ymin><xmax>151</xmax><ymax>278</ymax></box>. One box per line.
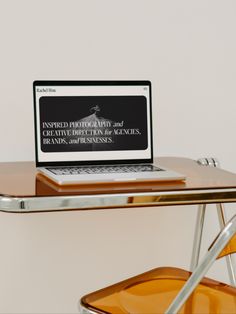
<box><xmin>0</xmin><ymin>0</ymin><xmax>236</xmax><ymax>313</ymax></box>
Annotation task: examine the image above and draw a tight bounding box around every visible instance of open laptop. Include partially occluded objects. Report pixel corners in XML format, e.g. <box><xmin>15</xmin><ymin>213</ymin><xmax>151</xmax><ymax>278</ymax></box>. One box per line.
<box><xmin>33</xmin><ymin>80</ymin><xmax>185</xmax><ymax>185</ymax></box>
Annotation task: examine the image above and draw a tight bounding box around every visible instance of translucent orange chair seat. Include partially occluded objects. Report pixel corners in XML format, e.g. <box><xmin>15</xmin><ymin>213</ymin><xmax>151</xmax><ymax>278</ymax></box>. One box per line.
<box><xmin>216</xmin><ymin>233</ymin><xmax>236</xmax><ymax>259</ymax></box>
<box><xmin>81</xmin><ymin>266</ymin><xmax>236</xmax><ymax>314</ymax></box>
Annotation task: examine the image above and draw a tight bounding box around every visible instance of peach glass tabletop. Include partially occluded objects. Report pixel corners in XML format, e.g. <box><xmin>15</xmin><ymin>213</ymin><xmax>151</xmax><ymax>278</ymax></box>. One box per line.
<box><xmin>0</xmin><ymin>157</ymin><xmax>236</xmax><ymax>213</ymax></box>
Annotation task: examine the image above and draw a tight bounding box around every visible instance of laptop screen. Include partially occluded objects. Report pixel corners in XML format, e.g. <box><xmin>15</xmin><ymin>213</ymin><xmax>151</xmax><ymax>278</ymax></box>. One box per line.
<box><xmin>33</xmin><ymin>81</ymin><xmax>153</xmax><ymax>166</ymax></box>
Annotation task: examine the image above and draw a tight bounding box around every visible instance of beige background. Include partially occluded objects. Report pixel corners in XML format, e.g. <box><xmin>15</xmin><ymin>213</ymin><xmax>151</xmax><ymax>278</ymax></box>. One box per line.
<box><xmin>0</xmin><ymin>0</ymin><xmax>236</xmax><ymax>313</ymax></box>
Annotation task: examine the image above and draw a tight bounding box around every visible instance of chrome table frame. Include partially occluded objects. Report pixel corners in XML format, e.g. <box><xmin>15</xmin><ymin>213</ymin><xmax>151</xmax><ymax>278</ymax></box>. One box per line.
<box><xmin>1</xmin><ymin>187</ymin><xmax>236</xmax><ymax>213</ymax></box>
<box><xmin>1</xmin><ymin>158</ymin><xmax>236</xmax><ymax>313</ymax></box>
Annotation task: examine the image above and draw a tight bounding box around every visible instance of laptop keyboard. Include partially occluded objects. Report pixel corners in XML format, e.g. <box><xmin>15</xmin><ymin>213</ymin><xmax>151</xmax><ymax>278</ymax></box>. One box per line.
<box><xmin>47</xmin><ymin>165</ymin><xmax>164</xmax><ymax>175</ymax></box>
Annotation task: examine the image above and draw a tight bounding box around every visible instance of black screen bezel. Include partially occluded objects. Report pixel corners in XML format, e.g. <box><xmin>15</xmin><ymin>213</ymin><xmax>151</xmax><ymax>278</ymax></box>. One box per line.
<box><xmin>33</xmin><ymin>80</ymin><xmax>153</xmax><ymax>167</ymax></box>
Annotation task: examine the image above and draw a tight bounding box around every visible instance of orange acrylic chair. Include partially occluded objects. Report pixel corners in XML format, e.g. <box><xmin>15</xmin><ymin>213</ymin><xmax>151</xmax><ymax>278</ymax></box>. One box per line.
<box><xmin>80</xmin><ymin>215</ymin><xmax>236</xmax><ymax>314</ymax></box>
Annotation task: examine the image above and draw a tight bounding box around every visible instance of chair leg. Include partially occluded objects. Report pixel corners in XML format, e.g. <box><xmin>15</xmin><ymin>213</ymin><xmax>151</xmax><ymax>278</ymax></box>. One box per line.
<box><xmin>217</xmin><ymin>203</ymin><xmax>236</xmax><ymax>286</ymax></box>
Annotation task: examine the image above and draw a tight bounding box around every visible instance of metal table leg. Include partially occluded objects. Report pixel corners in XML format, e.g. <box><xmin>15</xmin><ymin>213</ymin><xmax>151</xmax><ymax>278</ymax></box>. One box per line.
<box><xmin>190</xmin><ymin>158</ymin><xmax>236</xmax><ymax>286</ymax></box>
<box><xmin>190</xmin><ymin>204</ymin><xmax>206</xmax><ymax>271</ymax></box>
